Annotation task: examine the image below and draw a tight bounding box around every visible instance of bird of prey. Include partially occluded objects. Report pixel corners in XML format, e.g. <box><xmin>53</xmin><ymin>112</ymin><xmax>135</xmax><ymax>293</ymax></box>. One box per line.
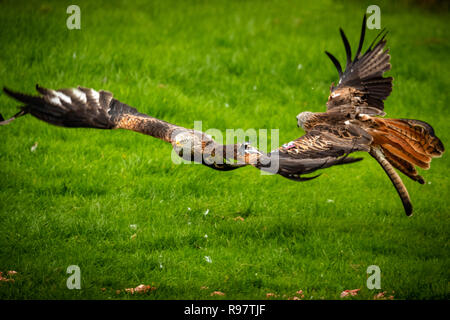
<box><xmin>0</xmin><ymin>15</ymin><xmax>444</xmax><ymax>216</ymax></box>
<box><xmin>291</xmin><ymin>15</ymin><xmax>444</xmax><ymax>215</ymax></box>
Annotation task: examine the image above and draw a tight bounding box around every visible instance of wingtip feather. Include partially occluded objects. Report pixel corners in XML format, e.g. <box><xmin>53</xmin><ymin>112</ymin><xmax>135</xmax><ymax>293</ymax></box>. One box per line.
<box><xmin>325</xmin><ymin>51</ymin><xmax>343</xmax><ymax>77</ymax></box>
<box><xmin>355</xmin><ymin>14</ymin><xmax>367</xmax><ymax>60</ymax></box>
<box><xmin>339</xmin><ymin>28</ymin><xmax>352</xmax><ymax>67</ymax></box>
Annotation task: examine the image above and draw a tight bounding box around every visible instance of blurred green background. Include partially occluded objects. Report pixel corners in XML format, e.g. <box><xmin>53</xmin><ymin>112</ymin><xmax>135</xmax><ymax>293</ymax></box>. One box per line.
<box><xmin>0</xmin><ymin>0</ymin><xmax>448</xmax><ymax>299</ymax></box>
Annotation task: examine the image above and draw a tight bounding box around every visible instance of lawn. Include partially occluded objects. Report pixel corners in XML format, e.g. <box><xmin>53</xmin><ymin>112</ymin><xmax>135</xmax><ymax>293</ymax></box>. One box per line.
<box><xmin>0</xmin><ymin>0</ymin><xmax>449</xmax><ymax>300</ymax></box>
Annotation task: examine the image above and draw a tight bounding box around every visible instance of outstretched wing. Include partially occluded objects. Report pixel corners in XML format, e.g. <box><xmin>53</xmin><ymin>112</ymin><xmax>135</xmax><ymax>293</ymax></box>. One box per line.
<box><xmin>325</xmin><ymin>15</ymin><xmax>392</xmax><ymax>116</ymax></box>
<box><xmin>0</xmin><ymin>85</ymin><xmax>244</xmax><ymax>171</ymax></box>
<box><xmin>1</xmin><ymin>85</ymin><xmax>369</xmax><ymax>178</ymax></box>
<box><xmin>261</xmin><ymin>123</ymin><xmax>372</xmax><ymax>181</ymax></box>
<box><xmin>1</xmin><ymin>85</ymin><xmax>180</xmax><ymax>142</ymax></box>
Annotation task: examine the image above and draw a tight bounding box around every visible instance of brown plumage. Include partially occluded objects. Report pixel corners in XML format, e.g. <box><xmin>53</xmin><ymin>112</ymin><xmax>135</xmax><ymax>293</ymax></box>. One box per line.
<box><xmin>0</xmin><ymin>85</ymin><xmax>251</xmax><ymax>171</ymax></box>
<box><xmin>1</xmin><ymin>82</ymin><xmax>363</xmax><ymax>178</ymax></box>
<box><xmin>292</xmin><ymin>14</ymin><xmax>444</xmax><ymax>215</ymax></box>
<box><xmin>0</xmin><ymin>14</ymin><xmax>444</xmax><ymax>216</ymax></box>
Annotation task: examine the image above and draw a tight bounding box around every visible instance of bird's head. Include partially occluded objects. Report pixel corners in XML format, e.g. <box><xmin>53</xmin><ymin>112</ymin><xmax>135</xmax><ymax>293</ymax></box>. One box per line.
<box><xmin>172</xmin><ymin>131</ymin><xmax>195</xmax><ymax>156</ymax></box>
<box><xmin>172</xmin><ymin>130</ymin><xmax>208</xmax><ymax>162</ymax></box>
<box><xmin>296</xmin><ymin>111</ymin><xmax>313</xmax><ymax>129</ymax></box>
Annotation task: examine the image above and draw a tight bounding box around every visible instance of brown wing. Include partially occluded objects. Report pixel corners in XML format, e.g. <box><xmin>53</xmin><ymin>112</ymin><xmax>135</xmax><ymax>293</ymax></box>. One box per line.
<box><xmin>263</xmin><ymin>124</ymin><xmax>372</xmax><ymax>181</ymax></box>
<box><xmin>0</xmin><ymin>85</ymin><xmax>245</xmax><ymax>172</ymax></box>
<box><xmin>1</xmin><ymin>85</ymin><xmax>181</xmax><ymax>142</ymax></box>
<box><xmin>325</xmin><ymin>15</ymin><xmax>392</xmax><ymax>116</ymax></box>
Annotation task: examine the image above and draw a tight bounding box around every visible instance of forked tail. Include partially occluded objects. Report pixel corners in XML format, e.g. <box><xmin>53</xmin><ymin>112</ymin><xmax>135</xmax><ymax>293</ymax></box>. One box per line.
<box><xmin>367</xmin><ymin>117</ymin><xmax>444</xmax><ymax>215</ymax></box>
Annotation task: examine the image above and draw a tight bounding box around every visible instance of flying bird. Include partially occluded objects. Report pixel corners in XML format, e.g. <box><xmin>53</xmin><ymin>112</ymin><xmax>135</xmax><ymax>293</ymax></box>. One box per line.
<box><xmin>0</xmin><ymin>15</ymin><xmax>444</xmax><ymax>216</ymax></box>
<box><xmin>290</xmin><ymin>15</ymin><xmax>444</xmax><ymax>215</ymax></box>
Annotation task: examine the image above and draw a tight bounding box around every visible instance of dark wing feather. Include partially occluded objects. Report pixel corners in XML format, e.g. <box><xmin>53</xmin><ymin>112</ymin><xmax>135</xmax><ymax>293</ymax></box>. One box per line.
<box><xmin>340</xmin><ymin>28</ymin><xmax>352</xmax><ymax>68</ymax></box>
<box><xmin>3</xmin><ymin>85</ymin><xmax>115</xmax><ymax>129</ymax></box>
<box><xmin>325</xmin><ymin>15</ymin><xmax>392</xmax><ymax>116</ymax></box>
<box><xmin>324</xmin><ymin>51</ymin><xmax>343</xmax><ymax>78</ymax></box>
<box><xmin>1</xmin><ymin>85</ymin><xmax>180</xmax><ymax>141</ymax></box>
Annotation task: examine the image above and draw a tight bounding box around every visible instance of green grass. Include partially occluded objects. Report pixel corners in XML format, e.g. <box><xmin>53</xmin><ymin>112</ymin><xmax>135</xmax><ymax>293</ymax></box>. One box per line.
<box><xmin>0</xmin><ymin>0</ymin><xmax>449</xmax><ymax>300</ymax></box>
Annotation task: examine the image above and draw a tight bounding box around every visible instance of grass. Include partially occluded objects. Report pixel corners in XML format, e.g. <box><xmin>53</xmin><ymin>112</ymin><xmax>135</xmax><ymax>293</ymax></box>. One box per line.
<box><xmin>0</xmin><ymin>0</ymin><xmax>449</xmax><ymax>300</ymax></box>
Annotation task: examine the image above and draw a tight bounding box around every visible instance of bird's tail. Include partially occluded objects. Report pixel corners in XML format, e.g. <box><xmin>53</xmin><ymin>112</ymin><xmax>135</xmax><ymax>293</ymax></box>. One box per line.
<box><xmin>367</xmin><ymin>117</ymin><xmax>444</xmax><ymax>215</ymax></box>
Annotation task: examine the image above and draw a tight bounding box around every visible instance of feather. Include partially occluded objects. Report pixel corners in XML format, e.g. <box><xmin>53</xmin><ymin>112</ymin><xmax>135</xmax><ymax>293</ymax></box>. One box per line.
<box><xmin>326</xmin><ymin>16</ymin><xmax>392</xmax><ymax>114</ymax></box>
<box><xmin>339</xmin><ymin>28</ymin><xmax>352</xmax><ymax>67</ymax></box>
<box><xmin>370</xmin><ymin>146</ymin><xmax>413</xmax><ymax>216</ymax></box>
<box><xmin>382</xmin><ymin>146</ymin><xmax>425</xmax><ymax>184</ymax></box>
<box><xmin>354</xmin><ymin>14</ymin><xmax>367</xmax><ymax>60</ymax></box>
<box><xmin>371</xmin><ymin>118</ymin><xmax>444</xmax><ymax>160</ymax></box>
<box><xmin>325</xmin><ymin>51</ymin><xmax>343</xmax><ymax>78</ymax></box>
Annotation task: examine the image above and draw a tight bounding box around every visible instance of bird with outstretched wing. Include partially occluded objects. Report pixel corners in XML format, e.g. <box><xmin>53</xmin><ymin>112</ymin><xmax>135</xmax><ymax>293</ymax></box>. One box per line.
<box><xmin>1</xmin><ymin>15</ymin><xmax>444</xmax><ymax>216</ymax></box>
<box><xmin>0</xmin><ymin>84</ymin><xmax>360</xmax><ymax>176</ymax></box>
<box><xmin>288</xmin><ymin>15</ymin><xmax>444</xmax><ymax>215</ymax></box>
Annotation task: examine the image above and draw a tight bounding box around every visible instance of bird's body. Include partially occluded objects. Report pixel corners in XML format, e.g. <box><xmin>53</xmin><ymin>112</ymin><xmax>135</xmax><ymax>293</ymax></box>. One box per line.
<box><xmin>276</xmin><ymin>15</ymin><xmax>445</xmax><ymax>215</ymax></box>
<box><xmin>294</xmin><ymin>109</ymin><xmax>443</xmax><ymax>198</ymax></box>
<box><xmin>0</xmin><ymin>15</ymin><xmax>444</xmax><ymax>215</ymax></box>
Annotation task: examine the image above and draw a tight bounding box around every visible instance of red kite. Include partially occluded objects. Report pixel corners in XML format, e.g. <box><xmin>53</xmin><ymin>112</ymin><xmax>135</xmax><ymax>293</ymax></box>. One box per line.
<box><xmin>1</xmin><ymin>15</ymin><xmax>444</xmax><ymax>215</ymax></box>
